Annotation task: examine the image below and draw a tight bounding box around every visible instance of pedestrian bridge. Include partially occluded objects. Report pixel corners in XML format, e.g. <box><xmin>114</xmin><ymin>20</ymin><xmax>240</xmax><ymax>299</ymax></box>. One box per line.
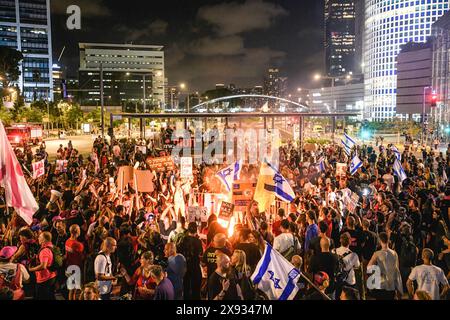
<box><xmin>189</xmin><ymin>94</ymin><xmax>310</xmax><ymax>113</ymax></box>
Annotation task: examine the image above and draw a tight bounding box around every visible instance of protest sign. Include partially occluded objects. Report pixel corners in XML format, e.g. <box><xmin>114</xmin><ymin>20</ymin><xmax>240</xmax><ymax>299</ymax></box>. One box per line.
<box><xmin>134</xmin><ymin>170</ymin><xmax>154</xmax><ymax>193</ymax></box>
<box><xmin>146</xmin><ymin>156</ymin><xmax>175</xmax><ymax>172</ymax></box>
<box><xmin>56</xmin><ymin>160</ymin><xmax>68</xmax><ymax>173</ymax></box>
<box><xmin>180</xmin><ymin>157</ymin><xmax>193</xmax><ymax>178</ymax></box>
<box><xmin>336</xmin><ymin>163</ymin><xmax>347</xmax><ymax>177</ymax></box>
<box><xmin>218</xmin><ymin>201</ymin><xmax>234</xmax><ymax>221</ymax></box>
<box><xmin>232</xmin><ymin>182</ymin><xmax>257</xmax><ymax>210</ymax></box>
<box><xmin>187</xmin><ymin>206</ymin><xmax>207</xmax><ymax>223</ymax></box>
<box><xmin>32</xmin><ymin>160</ymin><xmax>45</xmax><ymax>179</ymax></box>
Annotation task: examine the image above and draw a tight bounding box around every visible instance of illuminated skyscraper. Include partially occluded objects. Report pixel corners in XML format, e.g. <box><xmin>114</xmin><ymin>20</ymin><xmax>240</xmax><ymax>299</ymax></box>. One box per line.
<box><xmin>325</xmin><ymin>0</ymin><xmax>357</xmax><ymax>77</ymax></box>
<box><xmin>364</xmin><ymin>0</ymin><xmax>449</xmax><ymax>121</ymax></box>
<box><xmin>0</xmin><ymin>0</ymin><xmax>53</xmax><ymax>101</ymax></box>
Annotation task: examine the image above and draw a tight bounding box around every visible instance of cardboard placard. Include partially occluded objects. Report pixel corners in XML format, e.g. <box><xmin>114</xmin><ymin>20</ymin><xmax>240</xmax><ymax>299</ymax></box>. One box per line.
<box><xmin>134</xmin><ymin>170</ymin><xmax>154</xmax><ymax>192</ymax></box>
<box><xmin>146</xmin><ymin>156</ymin><xmax>175</xmax><ymax>172</ymax></box>
<box><xmin>219</xmin><ymin>201</ymin><xmax>234</xmax><ymax>221</ymax></box>
<box><xmin>180</xmin><ymin>157</ymin><xmax>193</xmax><ymax>178</ymax></box>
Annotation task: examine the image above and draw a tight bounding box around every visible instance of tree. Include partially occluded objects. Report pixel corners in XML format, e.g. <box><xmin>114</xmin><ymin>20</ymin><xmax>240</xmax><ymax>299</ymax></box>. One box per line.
<box><xmin>0</xmin><ymin>47</ymin><xmax>23</xmax><ymax>85</ymax></box>
<box><xmin>0</xmin><ymin>107</ymin><xmax>13</xmax><ymax>126</ymax></box>
<box><xmin>64</xmin><ymin>104</ymin><xmax>83</xmax><ymax>129</ymax></box>
<box><xmin>17</xmin><ymin>107</ymin><xmax>43</xmax><ymax>123</ymax></box>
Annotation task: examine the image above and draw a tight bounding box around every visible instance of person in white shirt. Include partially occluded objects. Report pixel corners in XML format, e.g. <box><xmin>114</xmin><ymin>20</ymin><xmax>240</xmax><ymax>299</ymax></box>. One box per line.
<box><xmin>273</xmin><ymin>220</ymin><xmax>301</xmax><ymax>256</ymax></box>
<box><xmin>94</xmin><ymin>237</ymin><xmax>117</xmax><ymax>300</ymax></box>
<box><xmin>407</xmin><ymin>248</ymin><xmax>449</xmax><ymax>300</ymax></box>
<box><xmin>334</xmin><ymin>232</ymin><xmax>360</xmax><ymax>299</ymax></box>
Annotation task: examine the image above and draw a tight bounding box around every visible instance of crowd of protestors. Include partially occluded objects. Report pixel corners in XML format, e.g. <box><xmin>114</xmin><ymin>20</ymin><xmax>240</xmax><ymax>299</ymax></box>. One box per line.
<box><xmin>0</xmin><ymin>126</ymin><xmax>449</xmax><ymax>301</ymax></box>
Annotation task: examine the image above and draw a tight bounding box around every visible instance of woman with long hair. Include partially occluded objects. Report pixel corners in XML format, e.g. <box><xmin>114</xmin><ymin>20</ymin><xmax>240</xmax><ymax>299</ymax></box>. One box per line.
<box><xmin>230</xmin><ymin>249</ymin><xmax>255</xmax><ymax>300</ymax></box>
<box><xmin>120</xmin><ymin>251</ymin><xmax>156</xmax><ymax>300</ymax></box>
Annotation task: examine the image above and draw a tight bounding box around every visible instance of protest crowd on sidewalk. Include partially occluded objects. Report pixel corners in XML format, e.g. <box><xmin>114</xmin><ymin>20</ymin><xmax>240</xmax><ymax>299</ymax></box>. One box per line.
<box><xmin>0</xmin><ymin>125</ymin><xmax>449</xmax><ymax>301</ymax></box>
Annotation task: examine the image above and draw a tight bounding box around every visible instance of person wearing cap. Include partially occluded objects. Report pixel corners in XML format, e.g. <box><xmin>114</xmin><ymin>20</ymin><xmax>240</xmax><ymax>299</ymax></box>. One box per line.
<box><xmin>0</xmin><ymin>246</ymin><xmax>30</xmax><ymax>300</ymax></box>
<box><xmin>304</xmin><ymin>271</ymin><xmax>330</xmax><ymax>300</ymax></box>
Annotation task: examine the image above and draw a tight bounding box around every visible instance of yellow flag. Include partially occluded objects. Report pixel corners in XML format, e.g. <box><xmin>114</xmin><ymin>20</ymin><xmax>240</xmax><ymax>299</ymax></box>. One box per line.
<box><xmin>253</xmin><ymin>161</ymin><xmax>275</xmax><ymax>213</ymax></box>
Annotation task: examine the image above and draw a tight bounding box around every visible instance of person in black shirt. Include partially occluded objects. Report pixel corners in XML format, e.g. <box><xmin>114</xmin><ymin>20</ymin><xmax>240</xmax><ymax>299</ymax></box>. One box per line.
<box><xmin>202</xmin><ymin>233</ymin><xmax>231</xmax><ymax>279</ymax></box>
<box><xmin>208</xmin><ymin>253</ymin><xmax>243</xmax><ymax>300</ymax></box>
<box><xmin>309</xmin><ymin>220</ymin><xmax>335</xmax><ymax>256</ymax></box>
<box><xmin>179</xmin><ymin>222</ymin><xmax>203</xmax><ymax>300</ymax></box>
<box><xmin>309</xmin><ymin>237</ymin><xmax>339</xmax><ymax>296</ymax></box>
<box><xmin>341</xmin><ymin>216</ymin><xmax>363</xmax><ymax>257</ymax></box>
<box><xmin>361</xmin><ymin>219</ymin><xmax>377</xmax><ymax>263</ymax></box>
<box><xmin>234</xmin><ymin>229</ymin><xmax>261</xmax><ymax>272</ymax></box>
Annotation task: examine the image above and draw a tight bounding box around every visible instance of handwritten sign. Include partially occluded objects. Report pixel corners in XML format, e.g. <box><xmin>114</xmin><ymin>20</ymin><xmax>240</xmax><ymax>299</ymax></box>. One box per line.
<box><xmin>32</xmin><ymin>160</ymin><xmax>45</xmax><ymax>179</ymax></box>
<box><xmin>56</xmin><ymin>160</ymin><xmax>68</xmax><ymax>173</ymax></box>
<box><xmin>146</xmin><ymin>156</ymin><xmax>175</xmax><ymax>172</ymax></box>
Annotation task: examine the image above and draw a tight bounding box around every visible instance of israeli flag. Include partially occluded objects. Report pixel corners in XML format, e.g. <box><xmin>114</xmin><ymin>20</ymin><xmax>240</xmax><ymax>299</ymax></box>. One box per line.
<box><xmin>263</xmin><ymin>159</ymin><xmax>295</xmax><ymax>202</ymax></box>
<box><xmin>391</xmin><ymin>145</ymin><xmax>401</xmax><ymax>161</ymax></box>
<box><xmin>344</xmin><ymin>133</ymin><xmax>357</xmax><ymax>148</ymax></box>
<box><xmin>216</xmin><ymin>160</ymin><xmax>242</xmax><ymax>192</ymax></box>
<box><xmin>349</xmin><ymin>155</ymin><xmax>363</xmax><ymax>175</ymax></box>
<box><xmin>316</xmin><ymin>157</ymin><xmax>326</xmax><ymax>172</ymax></box>
<box><xmin>393</xmin><ymin>159</ymin><xmax>407</xmax><ymax>182</ymax></box>
<box><xmin>341</xmin><ymin>139</ymin><xmax>351</xmax><ymax>156</ymax></box>
<box><xmin>251</xmin><ymin>243</ymin><xmax>301</xmax><ymax>300</ymax></box>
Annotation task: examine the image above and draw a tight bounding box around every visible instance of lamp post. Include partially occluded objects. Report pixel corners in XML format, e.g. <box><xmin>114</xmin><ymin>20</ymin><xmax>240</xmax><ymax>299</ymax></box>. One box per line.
<box><xmin>422</xmin><ymin>86</ymin><xmax>433</xmax><ymax>146</ymax></box>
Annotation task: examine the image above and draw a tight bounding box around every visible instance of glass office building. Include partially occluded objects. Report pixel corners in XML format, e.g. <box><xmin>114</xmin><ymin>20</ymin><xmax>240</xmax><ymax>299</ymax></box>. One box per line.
<box><xmin>364</xmin><ymin>0</ymin><xmax>449</xmax><ymax>121</ymax></box>
<box><xmin>0</xmin><ymin>0</ymin><xmax>53</xmax><ymax>101</ymax></box>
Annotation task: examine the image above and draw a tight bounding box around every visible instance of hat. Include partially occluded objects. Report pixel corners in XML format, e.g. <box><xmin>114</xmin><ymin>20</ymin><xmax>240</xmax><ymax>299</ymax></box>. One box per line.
<box><xmin>0</xmin><ymin>246</ymin><xmax>18</xmax><ymax>260</ymax></box>
<box><xmin>314</xmin><ymin>271</ymin><xmax>329</xmax><ymax>286</ymax></box>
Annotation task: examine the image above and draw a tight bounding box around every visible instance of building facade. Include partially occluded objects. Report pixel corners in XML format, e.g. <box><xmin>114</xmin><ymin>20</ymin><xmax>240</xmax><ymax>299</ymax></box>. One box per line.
<box><xmin>363</xmin><ymin>0</ymin><xmax>449</xmax><ymax>121</ymax></box>
<box><xmin>309</xmin><ymin>82</ymin><xmax>364</xmax><ymax>118</ymax></box>
<box><xmin>78</xmin><ymin>43</ymin><xmax>165</xmax><ymax>110</ymax></box>
<box><xmin>325</xmin><ymin>0</ymin><xmax>357</xmax><ymax>77</ymax></box>
<box><xmin>432</xmin><ymin>10</ymin><xmax>450</xmax><ymax>127</ymax></box>
<box><xmin>0</xmin><ymin>0</ymin><xmax>53</xmax><ymax>101</ymax></box>
<box><xmin>263</xmin><ymin>68</ymin><xmax>287</xmax><ymax>98</ymax></box>
<box><xmin>396</xmin><ymin>41</ymin><xmax>433</xmax><ymax>119</ymax></box>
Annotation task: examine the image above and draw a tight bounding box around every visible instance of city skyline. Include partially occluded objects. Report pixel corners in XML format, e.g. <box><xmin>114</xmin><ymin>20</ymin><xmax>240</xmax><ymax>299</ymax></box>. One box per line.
<box><xmin>50</xmin><ymin>0</ymin><xmax>325</xmax><ymax>93</ymax></box>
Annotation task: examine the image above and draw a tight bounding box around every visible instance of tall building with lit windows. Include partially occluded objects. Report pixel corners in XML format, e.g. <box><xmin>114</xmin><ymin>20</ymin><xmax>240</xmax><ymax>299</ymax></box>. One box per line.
<box><xmin>363</xmin><ymin>0</ymin><xmax>450</xmax><ymax>121</ymax></box>
<box><xmin>325</xmin><ymin>0</ymin><xmax>357</xmax><ymax>77</ymax></box>
<box><xmin>0</xmin><ymin>0</ymin><xmax>53</xmax><ymax>101</ymax></box>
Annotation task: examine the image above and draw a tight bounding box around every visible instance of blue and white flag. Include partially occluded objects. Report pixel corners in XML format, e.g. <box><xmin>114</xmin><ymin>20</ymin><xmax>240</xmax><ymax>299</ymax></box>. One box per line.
<box><xmin>391</xmin><ymin>145</ymin><xmax>401</xmax><ymax>161</ymax></box>
<box><xmin>349</xmin><ymin>155</ymin><xmax>363</xmax><ymax>175</ymax></box>
<box><xmin>316</xmin><ymin>157</ymin><xmax>326</xmax><ymax>172</ymax></box>
<box><xmin>262</xmin><ymin>159</ymin><xmax>295</xmax><ymax>203</ymax></box>
<box><xmin>393</xmin><ymin>159</ymin><xmax>407</xmax><ymax>182</ymax></box>
<box><xmin>344</xmin><ymin>133</ymin><xmax>357</xmax><ymax>148</ymax></box>
<box><xmin>341</xmin><ymin>139</ymin><xmax>351</xmax><ymax>156</ymax></box>
<box><xmin>216</xmin><ymin>160</ymin><xmax>242</xmax><ymax>192</ymax></box>
<box><xmin>251</xmin><ymin>243</ymin><xmax>301</xmax><ymax>300</ymax></box>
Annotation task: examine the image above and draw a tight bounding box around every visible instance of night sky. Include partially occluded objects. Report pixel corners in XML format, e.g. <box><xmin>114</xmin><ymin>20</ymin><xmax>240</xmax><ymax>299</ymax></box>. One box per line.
<box><xmin>51</xmin><ymin>0</ymin><xmax>325</xmax><ymax>93</ymax></box>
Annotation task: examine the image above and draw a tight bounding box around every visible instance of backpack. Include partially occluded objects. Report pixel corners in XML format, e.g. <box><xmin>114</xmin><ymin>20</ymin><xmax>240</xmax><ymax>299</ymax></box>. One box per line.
<box><xmin>39</xmin><ymin>246</ymin><xmax>64</xmax><ymax>272</ymax></box>
<box><xmin>399</xmin><ymin>237</ymin><xmax>417</xmax><ymax>268</ymax></box>
<box><xmin>84</xmin><ymin>252</ymin><xmax>109</xmax><ymax>284</ymax></box>
<box><xmin>335</xmin><ymin>250</ymin><xmax>353</xmax><ymax>287</ymax></box>
<box><xmin>281</xmin><ymin>234</ymin><xmax>300</xmax><ymax>261</ymax></box>
<box><xmin>0</xmin><ymin>264</ymin><xmax>24</xmax><ymax>300</ymax></box>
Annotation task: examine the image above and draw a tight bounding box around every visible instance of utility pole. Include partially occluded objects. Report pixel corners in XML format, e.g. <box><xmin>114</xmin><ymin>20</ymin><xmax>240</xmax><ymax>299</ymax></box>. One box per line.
<box><xmin>143</xmin><ymin>74</ymin><xmax>146</xmax><ymax>113</ymax></box>
<box><xmin>100</xmin><ymin>63</ymin><xmax>104</xmax><ymax>138</ymax></box>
